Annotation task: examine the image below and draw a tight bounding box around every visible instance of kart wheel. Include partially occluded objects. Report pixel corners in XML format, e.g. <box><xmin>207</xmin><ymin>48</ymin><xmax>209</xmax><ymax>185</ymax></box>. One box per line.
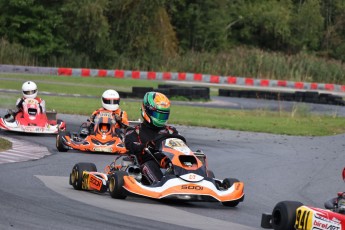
<box><xmin>222</xmin><ymin>178</ymin><xmax>240</xmax><ymax>207</ymax></box>
<box><xmin>271</xmin><ymin>201</ymin><xmax>303</xmax><ymax>230</ymax></box>
<box><xmin>109</xmin><ymin>171</ymin><xmax>127</xmax><ymax>199</ymax></box>
<box><xmin>70</xmin><ymin>162</ymin><xmax>97</xmax><ymax>190</ymax></box>
<box><xmin>56</xmin><ymin>131</ymin><xmax>69</xmax><ymax>152</ymax></box>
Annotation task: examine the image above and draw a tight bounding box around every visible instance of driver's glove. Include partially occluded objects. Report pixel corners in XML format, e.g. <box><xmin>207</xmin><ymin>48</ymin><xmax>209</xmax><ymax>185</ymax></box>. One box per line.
<box><xmin>115</xmin><ymin>114</ymin><xmax>122</xmax><ymax>122</ymax></box>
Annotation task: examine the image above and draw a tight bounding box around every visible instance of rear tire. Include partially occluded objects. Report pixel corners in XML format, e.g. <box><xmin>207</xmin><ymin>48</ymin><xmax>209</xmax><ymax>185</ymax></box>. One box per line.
<box><xmin>109</xmin><ymin>171</ymin><xmax>127</xmax><ymax>199</ymax></box>
<box><xmin>56</xmin><ymin>131</ymin><xmax>69</xmax><ymax>152</ymax></box>
<box><xmin>271</xmin><ymin>201</ymin><xmax>303</xmax><ymax>230</ymax></box>
<box><xmin>222</xmin><ymin>178</ymin><xmax>241</xmax><ymax>207</ymax></box>
<box><xmin>70</xmin><ymin>163</ymin><xmax>97</xmax><ymax>190</ymax></box>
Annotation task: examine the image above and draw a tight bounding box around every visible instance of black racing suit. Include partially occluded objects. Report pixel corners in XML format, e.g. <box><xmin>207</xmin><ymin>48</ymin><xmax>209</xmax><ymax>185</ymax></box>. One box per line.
<box><xmin>124</xmin><ymin>121</ymin><xmax>178</xmax><ymax>184</ymax></box>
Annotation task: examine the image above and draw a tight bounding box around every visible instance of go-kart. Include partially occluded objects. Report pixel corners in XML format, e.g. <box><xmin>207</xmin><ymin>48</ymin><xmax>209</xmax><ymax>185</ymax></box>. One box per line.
<box><xmin>261</xmin><ymin>167</ymin><xmax>345</xmax><ymax>230</ymax></box>
<box><xmin>0</xmin><ymin>98</ymin><xmax>66</xmax><ymax>134</ymax></box>
<box><xmin>56</xmin><ymin>111</ymin><xmax>127</xmax><ymax>154</ymax></box>
<box><xmin>69</xmin><ymin>133</ymin><xmax>245</xmax><ymax>207</ymax></box>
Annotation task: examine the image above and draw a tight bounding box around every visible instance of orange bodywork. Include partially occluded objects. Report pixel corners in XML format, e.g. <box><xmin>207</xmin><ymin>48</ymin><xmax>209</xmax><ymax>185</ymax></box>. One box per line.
<box><xmin>122</xmin><ymin>175</ymin><xmax>244</xmax><ymax>202</ymax></box>
<box><xmin>63</xmin><ymin>112</ymin><xmax>127</xmax><ymax>154</ymax></box>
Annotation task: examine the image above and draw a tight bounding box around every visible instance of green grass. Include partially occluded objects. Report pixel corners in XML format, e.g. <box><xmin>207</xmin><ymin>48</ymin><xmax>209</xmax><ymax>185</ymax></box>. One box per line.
<box><xmin>1</xmin><ymin>73</ymin><xmax>345</xmax><ymax>136</ymax></box>
<box><xmin>0</xmin><ymin>137</ymin><xmax>12</xmax><ymax>152</ymax></box>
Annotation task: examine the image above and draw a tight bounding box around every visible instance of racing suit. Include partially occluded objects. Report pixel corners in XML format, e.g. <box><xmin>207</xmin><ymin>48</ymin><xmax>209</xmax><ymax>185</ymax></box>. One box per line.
<box><xmin>18</xmin><ymin>97</ymin><xmax>46</xmax><ymax>113</ymax></box>
<box><xmin>85</xmin><ymin>108</ymin><xmax>129</xmax><ymax>138</ymax></box>
<box><xmin>124</xmin><ymin>121</ymin><xmax>178</xmax><ymax>184</ymax></box>
<box><xmin>89</xmin><ymin>107</ymin><xmax>129</xmax><ymax>129</ymax></box>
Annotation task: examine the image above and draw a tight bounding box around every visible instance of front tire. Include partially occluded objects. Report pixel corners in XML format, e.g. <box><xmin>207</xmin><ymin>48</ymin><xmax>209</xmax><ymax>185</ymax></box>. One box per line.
<box><xmin>222</xmin><ymin>178</ymin><xmax>241</xmax><ymax>207</ymax></box>
<box><xmin>56</xmin><ymin>131</ymin><xmax>69</xmax><ymax>152</ymax></box>
<box><xmin>69</xmin><ymin>162</ymin><xmax>97</xmax><ymax>190</ymax></box>
<box><xmin>109</xmin><ymin>171</ymin><xmax>128</xmax><ymax>199</ymax></box>
<box><xmin>271</xmin><ymin>201</ymin><xmax>303</xmax><ymax>230</ymax></box>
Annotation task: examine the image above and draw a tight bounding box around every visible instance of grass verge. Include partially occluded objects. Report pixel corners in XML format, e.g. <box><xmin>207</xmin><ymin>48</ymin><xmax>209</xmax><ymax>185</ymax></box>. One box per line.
<box><xmin>0</xmin><ymin>137</ymin><xmax>12</xmax><ymax>152</ymax></box>
<box><xmin>1</xmin><ymin>74</ymin><xmax>345</xmax><ymax>136</ymax></box>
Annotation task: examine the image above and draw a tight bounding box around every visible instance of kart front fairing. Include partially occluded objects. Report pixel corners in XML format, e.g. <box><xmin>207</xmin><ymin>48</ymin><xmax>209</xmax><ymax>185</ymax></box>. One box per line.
<box><xmin>0</xmin><ymin>98</ymin><xmax>65</xmax><ymax>134</ymax></box>
<box><xmin>122</xmin><ymin>173</ymin><xmax>244</xmax><ymax>202</ymax></box>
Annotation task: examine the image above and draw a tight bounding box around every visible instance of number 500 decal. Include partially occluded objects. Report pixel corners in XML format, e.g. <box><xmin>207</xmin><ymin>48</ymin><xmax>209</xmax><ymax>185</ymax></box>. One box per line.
<box><xmin>295</xmin><ymin>208</ymin><xmax>311</xmax><ymax>230</ymax></box>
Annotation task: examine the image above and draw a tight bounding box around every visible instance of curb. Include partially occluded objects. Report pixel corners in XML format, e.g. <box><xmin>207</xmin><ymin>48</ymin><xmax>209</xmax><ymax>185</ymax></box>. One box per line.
<box><xmin>0</xmin><ymin>135</ymin><xmax>51</xmax><ymax>164</ymax></box>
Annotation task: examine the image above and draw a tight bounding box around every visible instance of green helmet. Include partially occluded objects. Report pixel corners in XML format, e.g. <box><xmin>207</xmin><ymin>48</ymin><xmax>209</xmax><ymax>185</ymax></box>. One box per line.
<box><xmin>141</xmin><ymin>92</ymin><xmax>170</xmax><ymax>127</ymax></box>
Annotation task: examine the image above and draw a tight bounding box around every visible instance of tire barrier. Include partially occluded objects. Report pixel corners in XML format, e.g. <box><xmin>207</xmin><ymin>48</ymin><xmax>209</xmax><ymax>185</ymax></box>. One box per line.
<box><xmin>131</xmin><ymin>85</ymin><xmax>210</xmax><ymax>100</ymax></box>
<box><xmin>2</xmin><ymin>64</ymin><xmax>345</xmax><ymax>95</ymax></box>
<box><xmin>218</xmin><ymin>89</ymin><xmax>345</xmax><ymax>106</ymax></box>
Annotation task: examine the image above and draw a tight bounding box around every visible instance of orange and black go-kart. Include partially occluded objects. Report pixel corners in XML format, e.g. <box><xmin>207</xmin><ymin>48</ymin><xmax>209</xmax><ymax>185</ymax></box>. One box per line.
<box><xmin>56</xmin><ymin>111</ymin><xmax>127</xmax><ymax>154</ymax></box>
<box><xmin>261</xmin><ymin>168</ymin><xmax>345</xmax><ymax>230</ymax></box>
<box><xmin>0</xmin><ymin>98</ymin><xmax>66</xmax><ymax>134</ymax></box>
<box><xmin>69</xmin><ymin>133</ymin><xmax>245</xmax><ymax>207</ymax></box>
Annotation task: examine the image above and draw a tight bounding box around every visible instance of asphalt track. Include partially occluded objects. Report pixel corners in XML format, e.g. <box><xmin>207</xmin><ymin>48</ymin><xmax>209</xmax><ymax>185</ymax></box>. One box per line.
<box><xmin>0</xmin><ymin>98</ymin><xmax>345</xmax><ymax>230</ymax></box>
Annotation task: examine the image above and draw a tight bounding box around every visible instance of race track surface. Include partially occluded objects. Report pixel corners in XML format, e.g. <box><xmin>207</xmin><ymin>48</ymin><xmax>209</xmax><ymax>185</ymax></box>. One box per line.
<box><xmin>0</xmin><ymin>98</ymin><xmax>344</xmax><ymax>230</ymax></box>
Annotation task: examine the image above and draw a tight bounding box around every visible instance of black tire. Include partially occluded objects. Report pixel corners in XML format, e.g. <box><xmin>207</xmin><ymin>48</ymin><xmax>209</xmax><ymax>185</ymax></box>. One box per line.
<box><xmin>222</xmin><ymin>178</ymin><xmax>241</xmax><ymax>207</ymax></box>
<box><xmin>56</xmin><ymin>131</ymin><xmax>69</xmax><ymax>152</ymax></box>
<box><xmin>271</xmin><ymin>201</ymin><xmax>303</xmax><ymax>230</ymax></box>
<box><xmin>69</xmin><ymin>162</ymin><xmax>97</xmax><ymax>190</ymax></box>
<box><xmin>108</xmin><ymin>171</ymin><xmax>128</xmax><ymax>199</ymax></box>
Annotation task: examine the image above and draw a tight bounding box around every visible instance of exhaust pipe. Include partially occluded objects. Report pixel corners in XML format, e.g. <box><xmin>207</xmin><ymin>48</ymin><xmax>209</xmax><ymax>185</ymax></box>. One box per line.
<box><xmin>127</xmin><ymin>166</ymin><xmax>141</xmax><ymax>175</ymax></box>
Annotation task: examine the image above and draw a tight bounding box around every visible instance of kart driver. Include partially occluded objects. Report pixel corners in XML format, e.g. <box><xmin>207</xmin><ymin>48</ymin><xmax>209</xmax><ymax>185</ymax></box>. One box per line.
<box><xmin>125</xmin><ymin>91</ymin><xmax>179</xmax><ymax>184</ymax></box>
<box><xmin>83</xmin><ymin>89</ymin><xmax>129</xmax><ymax>136</ymax></box>
<box><xmin>4</xmin><ymin>81</ymin><xmax>46</xmax><ymax>122</ymax></box>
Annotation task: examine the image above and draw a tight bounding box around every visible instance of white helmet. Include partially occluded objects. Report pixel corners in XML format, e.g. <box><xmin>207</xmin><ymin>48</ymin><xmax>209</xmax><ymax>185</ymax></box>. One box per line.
<box><xmin>22</xmin><ymin>81</ymin><xmax>38</xmax><ymax>99</ymax></box>
<box><xmin>102</xmin><ymin>89</ymin><xmax>120</xmax><ymax>111</ymax></box>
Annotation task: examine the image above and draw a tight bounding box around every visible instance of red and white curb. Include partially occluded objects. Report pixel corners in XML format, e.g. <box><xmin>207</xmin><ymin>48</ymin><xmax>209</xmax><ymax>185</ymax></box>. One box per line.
<box><xmin>0</xmin><ymin>135</ymin><xmax>51</xmax><ymax>164</ymax></box>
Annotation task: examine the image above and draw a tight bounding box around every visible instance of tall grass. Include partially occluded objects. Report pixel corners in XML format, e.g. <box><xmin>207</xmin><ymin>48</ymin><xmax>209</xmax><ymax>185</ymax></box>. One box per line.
<box><xmin>1</xmin><ymin>40</ymin><xmax>345</xmax><ymax>84</ymax></box>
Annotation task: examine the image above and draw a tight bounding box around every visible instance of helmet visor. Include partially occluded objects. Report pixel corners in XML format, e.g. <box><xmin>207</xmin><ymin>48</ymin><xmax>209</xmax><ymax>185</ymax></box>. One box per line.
<box><xmin>147</xmin><ymin>109</ymin><xmax>169</xmax><ymax>121</ymax></box>
<box><xmin>23</xmin><ymin>89</ymin><xmax>37</xmax><ymax>95</ymax></box>
<box><xmin>102</xmin><ymin>98</ymin><xmax>119</xmax><ymax>105</ymax></box>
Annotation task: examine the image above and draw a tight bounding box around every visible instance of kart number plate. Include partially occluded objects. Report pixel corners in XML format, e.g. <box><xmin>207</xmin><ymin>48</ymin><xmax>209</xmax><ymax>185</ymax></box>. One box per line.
<box><xmin>24</xmin><ymin>126</ymin><xmax>44</xmax><ymax>132</ymax></box>
<box><xmin>93</xmin><ymin>147</ymin><xmax>112</xmax><ymax>153</ymax></box>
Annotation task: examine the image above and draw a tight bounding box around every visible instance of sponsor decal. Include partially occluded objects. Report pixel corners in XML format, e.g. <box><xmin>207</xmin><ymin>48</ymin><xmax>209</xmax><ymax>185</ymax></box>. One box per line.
<box><xmin>181</xmin><ymin>185</ymin><xmax>204</xmax><ymax>190</ymax></box>
<box><xmin>89</xmin><ymin>175</ymin><xmax>102</xmax><ymax>191</ymax></box>
<box><xmin>295</xmin><ymin>207</ymin><xmax>342</xmax><ymax>230</ymax></box>
<box><xmin>165</xmin><ymin>138</ymin><xmax>191</xmax><ymax>155</ymax></box>
<box><xmin>99</xmin><ymin>112</ymin><xmax>112</xmax><ymax>118</ymax></box>
<box><xmin>312</xmin><ymin>219</ymin><xmax>340</xmax><ymax>230</ymax></box>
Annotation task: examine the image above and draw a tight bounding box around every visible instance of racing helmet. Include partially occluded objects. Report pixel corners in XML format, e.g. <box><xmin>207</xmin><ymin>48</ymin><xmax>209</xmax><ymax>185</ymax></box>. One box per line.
<box><xmin>22</xmin><ymin>81</ymin><xmax>38</xmax><ymax>99</ymax></box>
<box><xmin>141</xmin><ymin>92</ymin><xmax>170</xmax><ymax>128</ymax></box>
<box><xmin>102</xmin><ymin>89</ymin><xmax>120</xmax><ymax>111</ymax></box>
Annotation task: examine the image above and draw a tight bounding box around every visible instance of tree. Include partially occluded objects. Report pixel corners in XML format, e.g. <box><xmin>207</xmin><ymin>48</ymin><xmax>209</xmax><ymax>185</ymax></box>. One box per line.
<box><xmin>168</xmin><ymin>0</ymin><xmax>229</xmax><ymax>52</ymax></box>
<box><xmin>61</xmin><ymin>0</ymin><xmax>115</xmax><ymax>67</ymax></box>
<box><xmin>0</xmin><ymin>0</ymin><xmax>66</xmax><ymax>61</ymax></box>
<box><xmin>288</xmin><ymin>0</ymin><xmax>324</xmax><ymax>52</ymax></box>
<box><xmin>227</xmin><ymin>0</ymin><xmax>293</xmax><ymax>51</ymax></box>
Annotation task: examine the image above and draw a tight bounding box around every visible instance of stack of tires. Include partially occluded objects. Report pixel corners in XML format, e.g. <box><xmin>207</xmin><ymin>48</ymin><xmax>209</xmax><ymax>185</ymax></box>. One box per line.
<box><xmin>131</xmin><ymin>85</ymin><xmax>210</xmax><ymax>100</ymax></box>
<box><xmin>218</xmin><ymin>88</ymin><xmax>345</xmax><ymax>106</ymax></box>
